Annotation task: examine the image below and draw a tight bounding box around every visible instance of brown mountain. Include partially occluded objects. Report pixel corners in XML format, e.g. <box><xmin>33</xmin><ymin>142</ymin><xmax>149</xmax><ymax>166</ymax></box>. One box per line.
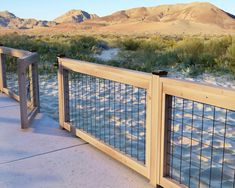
<box><xmin>1</xmin><ymin>2</ymin><xmax>235</xmax><ymax>35</ymax></box>
<box><xmin>93</xmin><ymin>2</ymin><xmax>235</xmax><ymax>29</ymax></box>
<box><xmin>0</xmin><ymin>11</ymin><xmax>56</xmax><ymax>29</ymax></box>
<box><xmin>54</xmin><ymin>9</ymin><xmax>98</xmax><ymax>23</ymax></box>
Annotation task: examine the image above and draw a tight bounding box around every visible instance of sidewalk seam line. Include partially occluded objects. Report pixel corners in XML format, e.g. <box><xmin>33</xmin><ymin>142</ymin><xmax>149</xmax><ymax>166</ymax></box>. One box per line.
<box><xmin>0</xmin><ymin>142</ymin><xmax>88</xmax><ymax>166</ymax></box>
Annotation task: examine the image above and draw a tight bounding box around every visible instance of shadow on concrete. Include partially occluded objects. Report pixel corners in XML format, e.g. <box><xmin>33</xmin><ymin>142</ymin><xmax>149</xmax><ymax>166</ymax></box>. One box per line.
<box><xmin>0</xmin><ymin>117</ymin><xmax>20</xmax><ymax>124</ymax></box>
<box><xmin>30</xmin><ymin>114</ymin><xmax>75</xmax><ymax>138</ymax></box>
<box><xmin>0</xmin><ymin>104</ymin><xmax>19</xmax><ymax>109</ymax></box>
<box><xmin>0</xmin><ymin>169</ymin><xmax>62</xmax><ymax>188</ymax></box>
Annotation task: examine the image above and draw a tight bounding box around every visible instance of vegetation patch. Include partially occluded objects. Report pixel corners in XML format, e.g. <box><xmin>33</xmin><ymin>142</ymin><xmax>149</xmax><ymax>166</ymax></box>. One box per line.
<box><xmin>0</xmin><ymin>34</ymin><xmax>234</xmax><ymax>77</ymax></box>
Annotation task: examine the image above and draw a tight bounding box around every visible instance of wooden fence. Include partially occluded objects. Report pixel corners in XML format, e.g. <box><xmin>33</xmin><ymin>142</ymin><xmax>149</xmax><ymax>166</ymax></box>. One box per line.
<box><xmin>0</xmin><ymin>46</ymin><xmax>39</xmax><ymax>129</ymax></box>
<box><xmin>58</xmin><ymin>57</ymin><xmax>235</xmax><ymax>188</ymax></box>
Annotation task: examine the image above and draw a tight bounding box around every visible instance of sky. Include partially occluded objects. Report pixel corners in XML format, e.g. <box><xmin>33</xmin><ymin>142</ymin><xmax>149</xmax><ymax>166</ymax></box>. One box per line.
<box><xmin>1</xmin><ymin>0</ymin><xmax>235</xmax><ymax>21</ymax></box>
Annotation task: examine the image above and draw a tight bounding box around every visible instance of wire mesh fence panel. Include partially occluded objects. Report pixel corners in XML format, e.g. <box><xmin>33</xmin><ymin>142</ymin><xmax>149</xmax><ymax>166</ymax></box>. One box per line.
<box><xmin>68</xmin><ymin>71</ymin><xmax>147</xmax><ymax>164</ymax></box>
<box><xmin>25</xmin><ymin>65</ymin><xmax>35</xmax><ymax>115</ymax></box>
<box><xmin>166</xmin><ymin>96</ymin><xmax>235</xmax><ymax>188</ymax></box>
<box><xmin>0</xmin><ymin>47</ymin><xmax>39</xmax><ymax>129</ymax></box>
<box><xmin>5</xmin><ymin>55</ymin><xmax>36</xmax><ymax>116</ymax></box>
<box><xmin>5</xmin><ymin>55</ymin><xmax>18</xmax><ymax>95</ymax></box>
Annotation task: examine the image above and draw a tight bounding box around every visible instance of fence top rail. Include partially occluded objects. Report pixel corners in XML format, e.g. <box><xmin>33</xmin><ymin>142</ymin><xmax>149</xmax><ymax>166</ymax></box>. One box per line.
<box><xmin>161</xmin><ymin>77</ymin><xmax>235</xmax><ymax>111</ymax></box>
<box><xmin>58</xmin><ymin>57</ymin><xmax>152</xmax><ymax>89</ymax></box>
<box><xmin>18</xmin><ymin>52</ymin><xmax>38</xmax><ymax>69</ymax></box>
<box><xmin>0</xmin><ymin>46</ymin><xmax>32</xmax><ymax>59</ymax></box>
<box><xmin>161</xmin><ymin>77</ymin><xmax>235</xmax><ymax>96</ymax></box>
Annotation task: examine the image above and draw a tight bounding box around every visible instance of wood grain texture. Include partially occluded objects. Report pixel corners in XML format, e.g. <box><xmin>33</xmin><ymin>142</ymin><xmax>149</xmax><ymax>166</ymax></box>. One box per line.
<box><xmin>59</xmin><ymin>58</ymin><xmax>151</xmax><ymax>89</ymax></box>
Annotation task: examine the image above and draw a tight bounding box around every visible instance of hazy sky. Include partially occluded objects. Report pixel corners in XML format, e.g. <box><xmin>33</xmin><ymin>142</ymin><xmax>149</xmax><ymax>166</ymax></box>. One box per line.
<box><xmin>1</xmin><ymin>0</ymin><xmax>235</xmax><ymax>21</ymax></box>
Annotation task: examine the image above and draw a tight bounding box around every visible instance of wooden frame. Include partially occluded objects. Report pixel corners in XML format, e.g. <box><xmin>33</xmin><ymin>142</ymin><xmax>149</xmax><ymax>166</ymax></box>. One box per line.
<box><xmin>158</xmin><ymin>77</ymin><xmax>235</xmax><ymax>188</ymax></box>
<box><xmin>0</xmin><ymin>46</ymin><xmax>39</xmax><ymax>129</ymax></box>
<box><xmin>0</xmin><ymin>53</ymin><xmax>7</xmax><ymax>91</ymax></box>
<box><xmin>58</xmin><ymin>57</ymin><xmax>152</xmax><ymax>179</ymax></box>
<box><xmin>57</xmin><ymin>56</ymin><xmax>235</xmax><ymax>187</ymax></box>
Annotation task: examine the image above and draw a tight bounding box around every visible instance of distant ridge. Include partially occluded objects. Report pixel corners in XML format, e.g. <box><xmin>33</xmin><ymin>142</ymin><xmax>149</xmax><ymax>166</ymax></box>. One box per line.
<box><xmin>54</xmin><ymin>9</ymin><xmax>98</xmax><ymax>23</ymax></box>
<box><xmin>0</xmin><ymin>2</ymin><xmax>235</xmax><ymax>35</ymax></box>
<box><xmin>92</xmin><ymin>2</ymin><xmax>235</xmax><ymax>29</ymax></box>
<box><xmin>0</xmin><ymin>11</ymin><xmax>56</xmax><ymax>29</ymax></box>
<box><xmin>225</xmin><ymin>11</ymin><xmax>235</xmax><ymax>19</ymax></box>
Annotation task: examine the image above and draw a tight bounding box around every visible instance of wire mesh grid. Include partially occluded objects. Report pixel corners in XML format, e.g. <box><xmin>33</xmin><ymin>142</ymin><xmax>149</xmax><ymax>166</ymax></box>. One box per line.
<box><xmin>68</xmin><ymin>71</ymin><xmax>147</xmax><ymax>163</ymax></box>
<box><xmin>166</xmin><ymin>96</ymin><xmax>235</xmax><ymax>188</ymax></box>
<box><xmin>5</xmin><ymin>55</ymin><xmax>18</xmax><ymax>95</ymax></box>
<box><xmin>25</xmin><ymin>66</ymin><xmax>35</xmax><ymax>114</ymax></box>
<box><xmin>5</xmin><ymin>55</ymin><xmax>35</xmax><ymax>115</ymax></box>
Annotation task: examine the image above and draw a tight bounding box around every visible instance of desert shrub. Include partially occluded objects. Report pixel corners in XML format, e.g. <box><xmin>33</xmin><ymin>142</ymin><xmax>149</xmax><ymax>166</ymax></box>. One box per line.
<box><xmin>140</xmin><ymin>41</ymin><xmax>165</xmax><ymax>52</ymax></box>
<box><xmin>175</xmin><ymin>38</ymin><xmax>204</xmax><ymax>75</ymax></box>
<box><xmin>227</xmin><ymin>41</ymin><xmax>235</xmax><ymax>73</ymax></box>
<box><xmin>153</xmin><ymin>50</ymin><xmax>179</xmax><ymax>70</ymax></box>
<box><xmin>0</xmin><ymin>34</ymin><xmax>103</xmax><ymax>73</ymax></box>
<box><xmin>141</xmin><ymin>36</ymin><xmax>176</xmax><ymax>51</ymax></box>
<box><xmin>227</xmin><ymin>42</ymin><xmax>235</xmax><ymax>61</ymax></box>
<box><xmin>0</xmin><ymin>34</ymin><xmax>235</xmax><ymax>77</ymax></box>
<box><xmin>204</xmin><ymin>36</ymin><xmax>231</xmax><ymax>57</ymax></box>
<box><xmin>120</xmin><ymin>39</ymin><xmax>141</xmax><ymax>51</ymax></box>
<box><xmin>175</xmin><ymin>38</ymin><xmax>204</xmax><ymax>57</ymax></box>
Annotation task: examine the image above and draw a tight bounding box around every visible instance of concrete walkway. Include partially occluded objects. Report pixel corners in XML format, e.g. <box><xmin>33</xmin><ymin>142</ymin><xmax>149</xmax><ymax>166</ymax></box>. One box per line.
<box><xmin>0</xmin><ymin>93</ymin><xmax>152</xmax><ymax>188</ymax></box>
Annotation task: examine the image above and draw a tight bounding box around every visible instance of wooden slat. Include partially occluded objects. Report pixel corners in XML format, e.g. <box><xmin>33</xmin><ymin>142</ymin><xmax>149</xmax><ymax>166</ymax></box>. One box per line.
<box><xmin>59</xmin><ymin>58</ymin><xmax>151</xmax><ymax>89</ymax></box>
<box><xmin>0</xmin><ymin>46</ymin><xmax>31</xmax><ymax>58</ymax></box>
<box><xmin>149</xmin><ymin>74</ymin><xmax>164</xmax><ymax>185</ymax></box>
<box><xmin>32</xmin><ymin>62</ymin><xmax>40</xmax><ymax>110</ymax></box>
<box><xmin>160</xmin><ymin>177</ymin><xmax>188</xmax><ymax>188</ymax></box>
<box><xmin>58</xmin><ymin>58</ymin><xmax>65</xmax><ymax>128</ymax></box>
<box><xmin>19</xmin><ymin>53</ymin><xmax>38</xmax><ymax>69</ymax></box>
<box><xmin>0</xmin><ymin>53</ymin><xmax>7</xmax><ymax>91</ymax></box>
<box><xmin>28</xmin><ymin>107</ymin><xmax>39</xmax><ymax>126</ymax></box>
<box><xmin>2</xmin><ymin>87</ymin><xmax>34</xmax><ymax>108</ymax></box>
<box><xmin>63</xmin><ymin>122</ymin><xmax>149</xmax><ymax>177</ymax></box>
<box><xmin>145</xmin><ymin>80</ymin><xmax>152</xmax><ymax>179</ymax></box>
<box><xmin>161</xmin><ymin>78</ymin><xmax>235</xmax><ymax>111</ymax></box>
<box><xmin>2</xmin><ymin>88</ymin><xmax>20</xmax><ymax>102</ymax></box>
<box><xmin>149</xmin><ymin>75</ymin><xmax>158</xmax><ymax>185</ymax></box>
<box><xmin>17</xmin><ymin>58</ymin><xmax>29</xmax><ymax>129</ymax></box>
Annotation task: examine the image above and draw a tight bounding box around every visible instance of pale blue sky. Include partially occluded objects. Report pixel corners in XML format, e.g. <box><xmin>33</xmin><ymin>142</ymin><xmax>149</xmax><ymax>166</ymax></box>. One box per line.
<box><xmin>1</xmin><ymin>0</ymin><xmax>235</xmax><ymax>21</ymax></box>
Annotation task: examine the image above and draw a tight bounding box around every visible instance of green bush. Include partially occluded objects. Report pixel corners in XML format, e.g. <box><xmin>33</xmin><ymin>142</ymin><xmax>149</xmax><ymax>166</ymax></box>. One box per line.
<box><xmin>227</xmin><ymin>41</ymin><xmax>235</xmax><ymax>73</ymax></box>
<box><xmin>0</xmin><ymin>34</ymin><xmax>235</xmax><ymax>77</ymax></box>
<box><xmin>0</xmin><ymin>34</ymin><xmax>102</xmax><ymax>73</ymax></box>
<box><xmin>121</xmin><ymin>39</ymin><xmax>141</xmax><ymax>51</ymax></box>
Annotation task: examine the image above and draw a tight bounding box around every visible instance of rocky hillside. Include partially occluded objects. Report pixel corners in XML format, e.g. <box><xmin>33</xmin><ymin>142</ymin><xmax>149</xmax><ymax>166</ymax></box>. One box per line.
<box><xmin>54</xmin><ymin>9</ymin><xmax>98</xmax><ymax>23</ymax></box>
<box><xmin>94</xmin><ymin>2</ymin><xmax>235</xmax><ymax>29</ymax></box>
<box><xmin>1</xmin><ymin>2</ymin><xmax>235</xmax><ymax>34</ymax></box>
<box><xmin>0</xmin><ymin>11</ymin><xmax>56</xmax><ymax>29</ymax></box>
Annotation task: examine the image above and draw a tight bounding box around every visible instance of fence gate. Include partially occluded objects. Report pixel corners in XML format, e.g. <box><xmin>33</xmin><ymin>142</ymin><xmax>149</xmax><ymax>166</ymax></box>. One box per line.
<box><xmin>0</xmin><ymin>46</ymin><xmax>40</xmax><ymax>129</ymax></box>
<box><xmin>58</xmin><ymin>57</ymin><xmax>154</xmax><ymax>179</ymax></box>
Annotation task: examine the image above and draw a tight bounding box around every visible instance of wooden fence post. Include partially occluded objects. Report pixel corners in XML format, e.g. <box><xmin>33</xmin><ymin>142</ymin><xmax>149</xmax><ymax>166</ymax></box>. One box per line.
<box><xmin>31</xmin><ymin>58</ymin><xmax>40</xmax><ymax>111</ymax></box>
<box><xmin>0</xmin><ymin>53</ymin><xmax>7</xmax><ymax>92</ymax></box>
<box><xmin>58</xmin><ymin>57</ymin><xmax>64</xmax><ymax>128</ymax></box>
<box><xmin>58</xmin><ymin>56</ymin><xmax>70</xmax><ymax>129</ymax></box>
<box><xmin>149</xmin><ymin>70</ymin><xmax>168</xmax><ymax>186</ymax></box>
<box><xmin>17</xmin><ymin>59</ymin><xmax>28</xmax><ymax>129</ymax></box>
